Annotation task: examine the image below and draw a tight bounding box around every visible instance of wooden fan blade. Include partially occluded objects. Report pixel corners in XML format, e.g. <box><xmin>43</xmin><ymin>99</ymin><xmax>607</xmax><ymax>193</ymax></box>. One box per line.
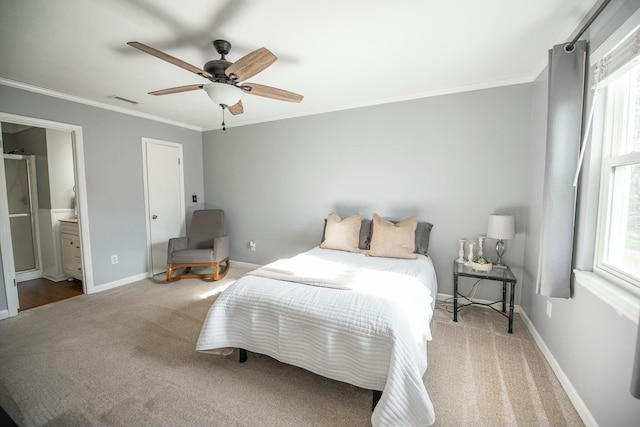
<box><xmin>149</xmin><ymin>84</ymin><xmax>204</xmax><ymax>96</ymax></box>
<box><xmin>225</xmin><ymin>48</ymin><xmax>277</xmax><ymax>82</ymax></box>
<box><xmin>228</xmin><ymin>100</ymin><xmax>244</xmax><ymax>115</ymax></box>
<box><xmin>241</xmin><ymin>83</ymin><xmax>303</xmax><ymax>103</ymax></box>
<box><xmin>127</xmin><ymin>41</ymin><xmax>213</xmax><ymax>79</ymax></box>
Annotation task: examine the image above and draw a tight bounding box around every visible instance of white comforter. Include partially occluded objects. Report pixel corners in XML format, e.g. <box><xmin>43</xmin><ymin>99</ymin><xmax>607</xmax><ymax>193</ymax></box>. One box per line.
<box><xmin>196</xmin><ymin>247</ymin><xmax>437</xmax><ymax>426</ymax></box>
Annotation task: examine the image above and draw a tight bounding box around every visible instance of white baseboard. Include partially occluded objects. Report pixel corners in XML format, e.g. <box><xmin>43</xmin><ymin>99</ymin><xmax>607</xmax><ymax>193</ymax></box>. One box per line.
<box><xmin>90</xmin><ymin>272</ymin><xmax>151</xmax><ymax>294</ymax></box>
<box><xmin>230</xmin><ymin>260</ymin><xmax>261</xmax><ymax>271</ymax></box>
<box><xmin>518</xmin><ymin>308</ymin><xmax>597</xmax><ymax>427</ymax></box>
<box><xmin>16</xmin><ymin>269</ymin><xmax>43</xmax><ymax>282</ymax></box>
<box><xmin>0</xmin><ymin>309</ymin><xmax>9</xmax><ymax>321</ymax></box>
<box><xmin>436</xmin><ymin>293</ymin><xmax>595</xmax><ymax>426</ymax></box>
<box><xmin>88</xmin><ymin>260</ymin><xmax>258</xmax><ymax>295</ymax></box>
<box><xmin>42</xmin><ymin>273</ymin><xmax>70</xmax><ymax>282</ymax></box>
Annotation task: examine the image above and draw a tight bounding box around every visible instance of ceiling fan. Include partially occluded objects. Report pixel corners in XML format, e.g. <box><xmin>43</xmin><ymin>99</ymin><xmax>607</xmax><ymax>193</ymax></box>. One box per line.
<box><xmin>127</xmin><ymin>39</ymin><xmax>303</xmax><ymax>129</ymax></box>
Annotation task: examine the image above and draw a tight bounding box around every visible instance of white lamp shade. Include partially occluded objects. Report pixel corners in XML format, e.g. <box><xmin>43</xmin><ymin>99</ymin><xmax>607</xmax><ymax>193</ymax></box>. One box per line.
<box><xmin>487</xmin><ymin>215</ymin><xmax>515</xmax><ymax>240</ymax></box>
<box><xmin>204</xmin><ymin>83</ymin><xmax>242</xmax><ymax>106</ymax></box>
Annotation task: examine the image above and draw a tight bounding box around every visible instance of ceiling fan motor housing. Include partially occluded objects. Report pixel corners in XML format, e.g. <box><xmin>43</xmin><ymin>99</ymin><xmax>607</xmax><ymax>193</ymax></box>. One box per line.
<box><xmin>204</xmin><ymin>59</ymin><xmax>233</xmax><ymax>83</ymax></box>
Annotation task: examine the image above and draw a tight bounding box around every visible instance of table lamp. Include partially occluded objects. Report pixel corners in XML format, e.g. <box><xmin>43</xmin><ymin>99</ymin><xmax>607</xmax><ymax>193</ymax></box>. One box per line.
<box><xmin>487</xmin><ymin>214</ymin><xmax>515</xmax><ymax>267</ymax></box>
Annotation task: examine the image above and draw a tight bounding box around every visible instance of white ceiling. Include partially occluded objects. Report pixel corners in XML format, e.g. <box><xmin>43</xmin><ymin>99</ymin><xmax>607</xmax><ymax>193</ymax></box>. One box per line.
<box><xmin>0</xmin><ymin>0</ymin><xmax>598</xmax><ymax>131</ymax></box>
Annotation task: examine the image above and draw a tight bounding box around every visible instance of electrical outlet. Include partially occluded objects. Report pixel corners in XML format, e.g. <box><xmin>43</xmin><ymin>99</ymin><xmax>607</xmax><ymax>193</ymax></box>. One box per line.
<box><xmin>249</xmin><ymin>240</ymin><xmax>256</xmax><ymax>251</ymax></box>
<box><xmin>546</xmin><ymin>300</ymin><xmax>552</xmax><ymax>318</ymax></box>
<box><xmin>192</xmin><ymin>195</ymin><xmax>197</xmax><ymax>203</ymax></box>
<box><xmin>111</xmin><ymin>254</ymin><xmax>118</xmax><ymax>264</ymax></box>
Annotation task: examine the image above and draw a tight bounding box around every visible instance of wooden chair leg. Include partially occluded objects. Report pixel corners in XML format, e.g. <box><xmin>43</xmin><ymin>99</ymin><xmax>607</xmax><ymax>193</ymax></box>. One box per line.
<box><xmin>213</xmin><ymin>262</ymin><xmax>220</xmax><ymax>280</ymax></box>
<box><xmin>215</xmin><ymin>259</ymin><xmax>229</xmax><ymax>280</ymax></box>
<box><xmin>167</xmin><ymin>262</ymin><xmax>228</xmax><ymax>281</ymax></box>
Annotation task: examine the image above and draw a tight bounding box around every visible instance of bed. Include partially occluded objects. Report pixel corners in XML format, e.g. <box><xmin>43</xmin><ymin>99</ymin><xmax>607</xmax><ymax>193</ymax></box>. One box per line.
<box><xmin>196</xmin><ymin>213</ymin><xmax>437</xmax><ymax>426</ymax></box>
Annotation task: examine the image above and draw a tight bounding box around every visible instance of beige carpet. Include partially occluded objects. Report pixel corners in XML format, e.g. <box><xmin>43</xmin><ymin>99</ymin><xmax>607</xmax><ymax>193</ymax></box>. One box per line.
<box><xmin>0</xmin><ymin>267</ymin><xmax>584</xmax><ymax>426</ymax></box>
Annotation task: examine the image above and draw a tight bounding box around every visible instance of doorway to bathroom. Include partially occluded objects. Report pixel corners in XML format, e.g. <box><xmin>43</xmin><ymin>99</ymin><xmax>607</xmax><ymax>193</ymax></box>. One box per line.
<box><xmin>0</xmin><ymin>116</ymin><xmax>90</xmax><ymax>316</ymax></box>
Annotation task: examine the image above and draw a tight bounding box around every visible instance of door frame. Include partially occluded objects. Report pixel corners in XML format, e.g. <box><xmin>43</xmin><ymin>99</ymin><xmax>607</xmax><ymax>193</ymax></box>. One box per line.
<box><xmin>141</xmin><ymin>137</ymin><xmax>185</xmax><ymax>276</ymax></box>
<box><xmin>0</xmin><ymin>113</ymin><xmax>94</xmax><ymax>318</ymax></box>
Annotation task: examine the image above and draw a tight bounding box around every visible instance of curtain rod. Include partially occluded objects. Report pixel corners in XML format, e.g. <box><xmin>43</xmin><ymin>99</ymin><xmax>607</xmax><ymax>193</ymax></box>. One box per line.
<box><xmin>566</xmin><ymin>0</ymin><xmax>612</xmax><ymax>51</ymax></box>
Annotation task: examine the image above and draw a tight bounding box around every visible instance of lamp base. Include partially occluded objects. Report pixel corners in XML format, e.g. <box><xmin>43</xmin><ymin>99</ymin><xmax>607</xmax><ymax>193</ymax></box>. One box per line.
<box><xmin>494</xmin><ymin>239</ymin><xmax>507</xmax><ymax>269</ymax></box>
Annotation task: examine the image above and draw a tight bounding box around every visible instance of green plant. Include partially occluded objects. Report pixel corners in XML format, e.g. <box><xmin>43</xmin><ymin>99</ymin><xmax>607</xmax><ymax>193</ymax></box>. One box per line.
<box><xmin>472</xmin><ymin>255</ymin><xmax>491</xmax><ymax>264</ymax></box>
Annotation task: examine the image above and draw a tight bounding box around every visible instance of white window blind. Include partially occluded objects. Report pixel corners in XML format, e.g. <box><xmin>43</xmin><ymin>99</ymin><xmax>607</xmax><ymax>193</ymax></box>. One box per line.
<box><xmin>595</xmin><ymin>24</ymin><xmax>640</xmax><ymax>87</ymax></box>
<box><xmin>574</xmin><ymin>23</ymin><xmax>640</xmax><ymax>186</ymax></box>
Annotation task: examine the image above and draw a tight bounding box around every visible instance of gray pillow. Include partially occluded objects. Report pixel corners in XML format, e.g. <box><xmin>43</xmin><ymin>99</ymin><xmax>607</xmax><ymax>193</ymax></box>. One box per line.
<box><xmin>414</xmin><ymin>222</ymin><xmax>433</xmax><ymax>255</ymax></box>
<box><xmin>359</xmin><ymin>219</ymin><xmax>372</xmax><ymax>249</ymax></box>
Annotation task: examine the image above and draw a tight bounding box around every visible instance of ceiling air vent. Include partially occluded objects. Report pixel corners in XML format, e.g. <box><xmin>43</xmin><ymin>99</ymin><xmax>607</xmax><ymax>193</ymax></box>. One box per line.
<box><xmin>109</xmin><ymin>95</ymin><xmax>139</xmax><ymax>105</ymax></box>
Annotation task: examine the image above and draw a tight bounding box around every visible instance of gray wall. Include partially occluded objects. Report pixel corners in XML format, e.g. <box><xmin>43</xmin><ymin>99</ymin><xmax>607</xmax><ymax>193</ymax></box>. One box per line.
<box><xmin>0</xmin><ymin>84</ymin><xmax>205</xmax><ymax>295</ymax></box>
<box><xmin>202</xmin><ymin>83</ymin><xmax>532</xmax><ymax>300</ymax></box>
<box><xmin>521</xmin><ymin>0</ymin><xmax>640</xmax><ymax>425</ymax></box>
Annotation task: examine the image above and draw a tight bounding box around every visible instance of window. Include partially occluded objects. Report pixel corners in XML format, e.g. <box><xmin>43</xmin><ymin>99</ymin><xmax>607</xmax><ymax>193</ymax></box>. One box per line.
<box><xmin>595</xmin><ymin>63</ymin><xmax>640</xmax><ymax>287</ymax></box>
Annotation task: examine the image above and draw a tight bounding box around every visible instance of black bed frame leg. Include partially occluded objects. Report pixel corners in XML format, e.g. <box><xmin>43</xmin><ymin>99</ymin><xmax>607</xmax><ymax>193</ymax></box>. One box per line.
<box><xmin>372</xmin><ymin>390</ymin><xmax>382</xmax><ymax>411</ymax></box>
<box><xmin>239</xmin><ymin>348</ymin><xmax>247</xmax><ymax>363</ymax></box>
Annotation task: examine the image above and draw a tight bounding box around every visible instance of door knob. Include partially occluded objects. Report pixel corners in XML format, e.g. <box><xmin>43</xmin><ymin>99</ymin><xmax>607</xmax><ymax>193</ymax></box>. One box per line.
<box><xmin>152</xmin><ymin>215</ymin><xmax>158</xmax><ymax>219</ymax></box>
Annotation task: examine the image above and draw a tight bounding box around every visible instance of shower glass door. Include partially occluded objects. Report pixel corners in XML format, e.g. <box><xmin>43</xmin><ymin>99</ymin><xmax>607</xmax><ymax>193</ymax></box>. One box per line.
<box><xmin>4</xmin><ymin>155</ymin><xmax>38</xmax><ymax>273</ymax></box>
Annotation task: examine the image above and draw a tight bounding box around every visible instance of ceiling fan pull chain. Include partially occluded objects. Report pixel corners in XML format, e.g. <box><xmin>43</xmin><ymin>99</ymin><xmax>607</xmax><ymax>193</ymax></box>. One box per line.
<box><xmin>221</xmin><ymin>106</ymin><xmax>226</xmax><ymax>131</ymax></box>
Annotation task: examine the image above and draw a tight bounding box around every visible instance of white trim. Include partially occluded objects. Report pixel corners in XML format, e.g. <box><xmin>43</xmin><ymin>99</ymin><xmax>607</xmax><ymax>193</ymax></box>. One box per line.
<box><xmin>434</xmin><ymin>295</ymin><xmax>597</xmax><ymax>426</ymax></box>
<box><xmin>0</xmin><ymin>78</ymin><xmax>202</xmax><ymax>132</ymax></box>
<box><xmin>201</xmin><ymin>76</ymin><xmax>535</xmax><ymax>131</ymax></box>
<box><xmin>0</xmin><ymin>124</ymin><xmax>19</xmax><ymax>317</ymax></box>
<box><xmin>41</xmin><ymin>273</ymin><xmax>69</xmax><ymax>282</ymax></box>
<box><xmin>90</xmin><ymin>272</ymin><xmax>150</xmax><ymax>294</ymax></box>
<box><xmin>141</xmin><ymin>137</ymin><xmax>186</xmax><ymax>276</ymax></box>
<box><xmin>0</xmin><ymin>67</ymin><xmax>542</xmax><ymax>133</ymax></box>
<box><xmin>0</xmin><ymin>112</ymin><xmax>94</xmax><ymax>315</ymax></box>
<box><xmin>0</xmin><ymin>309</ymin><xmax>9</xmax><ymax>321</ymax></box>
<box><xmin>229</xmin><ymin>260</ymin><xmax>261</xmax><ymax>271</ymax></box>
<box><xmin>1</xmin><ymin>72</ymin><xmax>534</xmax><ymax>133</ymax></box>
<box><xmin>591</xmin><ymin>8</ymin><xmax>640</xmax><ymax>64</ymax></box>
<box><xmin>574</xmin><ymin>270</ymin><xmax>640</xmax><ymax>323</ymax></box>
<box><xmin>15</xmin><ymin>270</ymin><xmax>42</xmax><ymax>282</ymax></box>
<box><xmin>519</xmin><ymin>308</ymin><xmax>597</xmax><ymax>427</ymax></box>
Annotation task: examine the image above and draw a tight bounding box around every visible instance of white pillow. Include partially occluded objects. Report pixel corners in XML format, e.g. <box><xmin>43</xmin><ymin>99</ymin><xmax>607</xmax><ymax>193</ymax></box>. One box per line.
<box><xmin>368</xmin><ymin>213</ymin><xmax>418</xmax><ymax>259</ymax></box>
<box><xmin>320</xmin><ymin>212</ymin><xmax>363</xmax><ymax>252</ymax></box>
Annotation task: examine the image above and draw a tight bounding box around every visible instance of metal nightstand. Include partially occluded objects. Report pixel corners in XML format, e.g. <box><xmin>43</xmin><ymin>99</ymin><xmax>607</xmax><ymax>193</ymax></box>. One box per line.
<box><xmin>453</xmin><ymin>261</ymin><xmax>518</xmax><ymax>333</ymax></box>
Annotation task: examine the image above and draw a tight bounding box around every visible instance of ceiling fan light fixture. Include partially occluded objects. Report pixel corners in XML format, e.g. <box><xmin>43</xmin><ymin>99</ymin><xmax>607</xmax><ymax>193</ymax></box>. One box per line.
<box><xmin>204</xmin><ymin>83</ymin><xmax>242</xmax><ymax>107</ymax></box>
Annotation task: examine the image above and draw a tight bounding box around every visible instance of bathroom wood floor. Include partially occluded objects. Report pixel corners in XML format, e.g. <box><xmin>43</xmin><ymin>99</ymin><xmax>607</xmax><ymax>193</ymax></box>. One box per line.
<box><xmin>18</xmin><ymin>278</ymin><xmax>83</xmax><ymax>312</ymax></box>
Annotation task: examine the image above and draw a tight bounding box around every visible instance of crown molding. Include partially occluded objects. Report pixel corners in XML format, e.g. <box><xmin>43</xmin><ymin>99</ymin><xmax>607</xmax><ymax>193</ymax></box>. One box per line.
<box><xmin>0</xmin><ymin>78</ymin><xmax>202</xmax><ymax>132</ymax></box>
<box><xmin>201</xmin><ymin>75</ymin><xmax>536</xmax><ymax>131</ymax></box>
<box><xmin>1</xmin><ymin>75</ymin><xmax>536</xmax><ymax>134</ymax></box>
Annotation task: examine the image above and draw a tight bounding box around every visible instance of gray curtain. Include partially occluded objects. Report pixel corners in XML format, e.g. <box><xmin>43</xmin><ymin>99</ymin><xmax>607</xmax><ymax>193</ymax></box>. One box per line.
<box><xmin>536</xmin><ymin>41</ymin><xmax>587</xmax><ymax>298</ymax></box>
<box><xmin>633</xmin><ymin>313</ymin><xmax>640</xmax><ymax>399</ymax></box>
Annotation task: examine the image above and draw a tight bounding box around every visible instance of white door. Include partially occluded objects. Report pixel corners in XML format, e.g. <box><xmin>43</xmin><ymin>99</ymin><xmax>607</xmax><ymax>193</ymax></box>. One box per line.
<box><xmin>143</xmin><ymin>138</ymin><xmax>185</xmax><ymax>276</ymax></box>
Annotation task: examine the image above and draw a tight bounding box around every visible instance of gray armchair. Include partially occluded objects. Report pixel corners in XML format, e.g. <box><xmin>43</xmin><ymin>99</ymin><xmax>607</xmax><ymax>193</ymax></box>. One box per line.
<box><xmin>166</xmin><ymin>209</ymin><xmax>230</xmax><ymax>282</ymax></box>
